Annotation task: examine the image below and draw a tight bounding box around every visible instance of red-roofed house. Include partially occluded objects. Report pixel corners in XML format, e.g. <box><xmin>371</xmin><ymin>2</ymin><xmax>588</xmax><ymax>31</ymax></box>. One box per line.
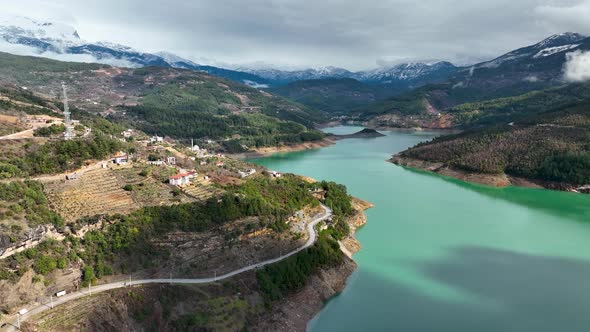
<box><xmin>169</xmin><ymin>172</ymin><xmax>196</xmax><ymax>186</ymax></box>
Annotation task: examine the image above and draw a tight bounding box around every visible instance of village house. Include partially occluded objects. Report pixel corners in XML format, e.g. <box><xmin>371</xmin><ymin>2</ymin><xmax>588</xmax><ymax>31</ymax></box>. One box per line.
<box><xmin>150</xmin><ymin>135</ymin><xmax>164</xmax><ymax>143</ymax></box>
<box><xmin>270</xmin><ymin>171</ymin><xmax>282</xmax><ymax>178</ymax></box>
<box><xmin>166</xmin><ymin>156</ymin><xmax>176</xmax><ymax>165</ymax></box>
<box><xmin>113</xmin><ymin>153</ymin><xmax>129</xmax><ymax>164</ymax></box>
<box><xmin>121</xmin><ymin>129</ymin><xmax>134</xmax><ymax>138</ymax></box>
<box><xmin>238</xmin><ymin>168</ymin><xmax>257</xmax><ymax>178</ymax></box>
<box><xmin>169</xmin><ymin>172</ymin><xmax>196</xmax><ymax>186</ymax></box>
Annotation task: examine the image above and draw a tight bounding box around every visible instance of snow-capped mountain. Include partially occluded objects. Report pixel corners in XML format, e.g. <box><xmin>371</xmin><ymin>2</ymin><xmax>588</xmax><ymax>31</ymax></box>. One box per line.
<box><xmin>476</xmin><ymin>32</ymin><xmax>588</xmax><ymax>69</ymax></box>
<box><xmin>0</xmin><ymin>16</ymin><xmax>269</xmax><ymax>86</ymax></box>
<box><xmin>243</xmin><ymin>62</ymin><xmax>458</xmax><ymax>86</ymax></box>
<box><xmin>356</xmin><ymin>61</ymin><xmax>457</xmax><ymax>83</ymax></box>
<box><xmin>243</xmin><ymin>66</ymin><xmax>354</xmax><ymax>85</ymax></box>
<box><xmin>0</xmin><ymin>16</ymin><xmax>81</xmax><ymax>45</ymax></box>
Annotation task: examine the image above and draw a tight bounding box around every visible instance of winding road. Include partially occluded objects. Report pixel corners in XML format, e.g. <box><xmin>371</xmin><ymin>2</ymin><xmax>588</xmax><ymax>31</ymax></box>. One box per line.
<box><xmin>1</xmin><ymin>205</ymin><xmax>332</xmax><ymax>331</ymax></box>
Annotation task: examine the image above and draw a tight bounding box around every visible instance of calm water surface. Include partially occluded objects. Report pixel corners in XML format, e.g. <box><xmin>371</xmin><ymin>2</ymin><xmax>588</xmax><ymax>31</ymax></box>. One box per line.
<box><xmin>252</xmin><ymin>126</ymin><xmax>590</xmax><ymax>332</ymax></box>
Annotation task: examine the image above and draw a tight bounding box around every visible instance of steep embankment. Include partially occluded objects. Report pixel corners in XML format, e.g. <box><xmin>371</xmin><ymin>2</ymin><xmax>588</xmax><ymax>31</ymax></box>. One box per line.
<box><xmin>249</xmin><ymin>197</ymin><xmax>373</xmax><ymax>332</ymax></box>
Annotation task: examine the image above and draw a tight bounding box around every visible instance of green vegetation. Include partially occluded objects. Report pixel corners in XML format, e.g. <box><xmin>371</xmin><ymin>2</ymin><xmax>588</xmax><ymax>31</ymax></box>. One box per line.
<box><xmin>33</xmin><ymin>123</ymin><xmax>65</xmax><ymax>137</ymax></box>
<box><xmin>538</xmin><ymin>153</ymin><xmax>590</xmax><ymax>185</ymax></box>
<box><xmin>270</xmin><ymin>78</ymin><xmax>386</xmax><ymax>114</ymax></box>
<box><xmin>72</xmin><ymin>108</ymin><xmax>127</xmax><ymax>135</ymax></box>
<box><xmin>255</xmin><ymin>180</ymin><xmax>354</xmax><ymax>302</ymax></box>
<box><xmin>0</xmin><ymin>86</ymin><xmax>56</xmax><ymax>115</ymax></box>
<box><xmin>401</xmin><ymin>101</ymin><xmax>590</xmax><ymax>185</ymax></box>
<box><xmin>0</xmin><ymin>180</ymin><xmax>63</xmax><ymax>228</ymax></box>
<box><xmin>449</xmin><ymin>83</ymin><xmax>590</xmax><ymax>127</ymax></box>
<box><xmin>0</xmin><ymin>174</ymin><xmax>328</xmax><ymax>283</ymax></box>
<box><xmin>123</xmin><ymin>81</ymin><xmax>325</xmax><ymax>149</ymax></box>
<box><xmin>356</xmin><ymin>86</ymin><xmax>434</xmax><ymax>118</ymax></box>
<box><xmin>0</xmin><ymin>135</ymin><xmax>123</xmax><ymax>177</ymax></box>
<box><xmin>256</xmin><ymin>232</ymin><xmax>343</xmax><ymax>302</ymax></box>
<box><xmin>0</xmin><ymin>51</ymin><xmax>104</xmax><ymax>84</ymax></box>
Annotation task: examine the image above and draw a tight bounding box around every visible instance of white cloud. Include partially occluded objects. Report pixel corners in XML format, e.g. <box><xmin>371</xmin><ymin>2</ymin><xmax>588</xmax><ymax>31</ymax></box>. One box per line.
<box><xmin>563</xmin><ymin>51</ymin><xmax>590</xmax><ymax>82</ymax></box>
<box><xmin>1</xmin><ymin>0</ymin><xmax>589</xmax><ymax>70</ymax></box>
<box><xmin>0</xmin><ymin>38</ymin><xmax>137</xmax><ymax>67</ymax></box>
<box><xmin>535</xmin><ymin>1</ymin><xmax>590</xmax><ymax>35</ymax></box>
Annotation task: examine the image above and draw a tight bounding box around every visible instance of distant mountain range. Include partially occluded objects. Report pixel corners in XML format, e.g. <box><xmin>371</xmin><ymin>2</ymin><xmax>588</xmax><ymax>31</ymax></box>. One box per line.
<box><xmin>0</xmin><ymin>16</ymin><xmax>272</xmax><ymax>87</ymax></box>
<box><xmin>241</xmin><ymin>61</ymin><xmax>458</xmax><ymax>86</ymax></box>
<box><xmin>0</xmin><ymin>16</ymin><xmax>460</xmax><ymax>88</ymax></box>
<box><xmin>354</xmin><ymin>32</ymin><xmax>590</xmax><ymax>118</ymax></box>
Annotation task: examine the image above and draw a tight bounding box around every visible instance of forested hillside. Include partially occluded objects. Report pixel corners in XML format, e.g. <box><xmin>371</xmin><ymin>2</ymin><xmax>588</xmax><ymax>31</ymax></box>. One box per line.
<box><xmin>397</xmin><ymin>101</ymin><xmax>590</xmax><ymax>187</ymax></box>
<box><xmin>269</xmin><ymin>78</ymin><xmax>390</xmax><ymax>114</ymax></box>
<box><xmin>0</xmin><ymin>52</ymin><xmax>327</xmax><ymax>150</ymax></box>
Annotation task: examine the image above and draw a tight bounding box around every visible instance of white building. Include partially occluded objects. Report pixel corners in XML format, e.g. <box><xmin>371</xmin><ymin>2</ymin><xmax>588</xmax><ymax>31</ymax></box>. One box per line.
<box><xmin>169</xmin><ymin>172</ymin><xmax>195</xmax><ymax>186</ymax></box>
<box><xmin>239</xmin><ymin>168</ymin><xmax>257</xmax><ymax>178</ymax></box>
<box><xmin>113</xmin><ymin>154</ymin><xmax>128</xmax><ymax>164</ymax></box>
<box><xmin>150</xmin><ymin>135</ymin><xmax>164</xmax><ymax>143</ymax></box>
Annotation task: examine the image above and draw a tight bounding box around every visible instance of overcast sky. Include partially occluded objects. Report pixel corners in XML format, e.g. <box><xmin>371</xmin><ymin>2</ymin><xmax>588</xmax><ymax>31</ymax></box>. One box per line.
<box><xmin>3</xmin><ymin>0</ymin><xmax>590</xmax><ymax>70</ymax></box>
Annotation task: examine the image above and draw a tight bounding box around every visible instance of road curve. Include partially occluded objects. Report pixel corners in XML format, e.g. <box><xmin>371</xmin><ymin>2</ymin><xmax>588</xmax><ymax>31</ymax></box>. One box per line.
<box><xmin>1</xmin><ymin>205</ymin><xmax>332</xmax><ymax>330</ymax></box>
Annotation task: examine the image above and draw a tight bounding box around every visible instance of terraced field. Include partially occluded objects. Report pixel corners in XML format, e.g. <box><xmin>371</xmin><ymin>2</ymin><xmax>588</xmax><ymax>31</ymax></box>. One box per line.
<box><xmin>44</xmin><ymin>168</ymin><xmax>138</xmax><ymax>222</ymax></box>
<box><xmin>182</xmin><ymin>176</ymin><xmax>224</xmax><ymax>201</ymax></box>
<box><xmin>113</xmin><ymin>166</ymin><xmax>195</xmax><ymax>205</ymax></box>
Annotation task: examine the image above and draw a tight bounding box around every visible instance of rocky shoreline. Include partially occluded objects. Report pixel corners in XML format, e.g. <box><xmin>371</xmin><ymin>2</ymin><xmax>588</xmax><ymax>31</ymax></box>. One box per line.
<box><xmin>232</xmin><ymin>138</ymin><xmax>335</xmax><ymax>159</ymax></box>
<box><xmin>254</xmin><ymin>197</ymin><xmax>372</xmax><ymax>332</ymax></box>
<box><xmin>390</xmin><ymin>155</ymin><xmax>589</xmax><ymax>193</ymax></box>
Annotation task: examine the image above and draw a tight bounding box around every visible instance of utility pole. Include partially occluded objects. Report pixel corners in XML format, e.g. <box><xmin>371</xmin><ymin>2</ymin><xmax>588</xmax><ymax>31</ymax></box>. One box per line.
<box><xmin>88</xmin><ymin>284</ymin><xmax>91</xmax><ymax>296</ymax></box>
<box><xmin>50</xmin><ymin>295</ymin><xmax>54</xmax><ymax>309</ymax></box>
<box><xmin>61</xmin><ymin>82</ymin><xmax>74</xmax><ymax>140</ymax></box>
<box><xmin>16</xmin><ymin>313</ymin><xmax>20</xmax><ymax>330</ymax></box>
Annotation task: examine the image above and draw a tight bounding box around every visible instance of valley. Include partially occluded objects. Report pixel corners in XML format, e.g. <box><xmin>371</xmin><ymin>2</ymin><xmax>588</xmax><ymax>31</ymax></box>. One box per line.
<box><xmin>0</xmin><ymin>9</ymin><xmax>589</xmax><ymax>332</ymax></box>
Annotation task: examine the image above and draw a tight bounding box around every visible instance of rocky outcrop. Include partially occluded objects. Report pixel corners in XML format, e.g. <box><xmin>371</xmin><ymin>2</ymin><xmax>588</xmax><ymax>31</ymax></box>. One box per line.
<box><xmin>0</xmin><ymin>225</ymin><xmax>65</xmax><ymax>259</ymax></box>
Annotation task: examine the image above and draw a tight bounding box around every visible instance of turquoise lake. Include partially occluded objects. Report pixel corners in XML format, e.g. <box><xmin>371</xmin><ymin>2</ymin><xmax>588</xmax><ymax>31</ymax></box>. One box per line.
<box><xmin>252</xmin><ymin>126</ymin><xmax>590</xmax><ymax>332</ymax></box>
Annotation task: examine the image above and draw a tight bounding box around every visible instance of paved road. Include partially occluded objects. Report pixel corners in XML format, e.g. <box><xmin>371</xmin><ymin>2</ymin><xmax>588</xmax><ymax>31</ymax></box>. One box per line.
<box><xmin>1</xmin><ymin>205</ymin><xmax>332</xmax><ymax>331</ymax></box>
